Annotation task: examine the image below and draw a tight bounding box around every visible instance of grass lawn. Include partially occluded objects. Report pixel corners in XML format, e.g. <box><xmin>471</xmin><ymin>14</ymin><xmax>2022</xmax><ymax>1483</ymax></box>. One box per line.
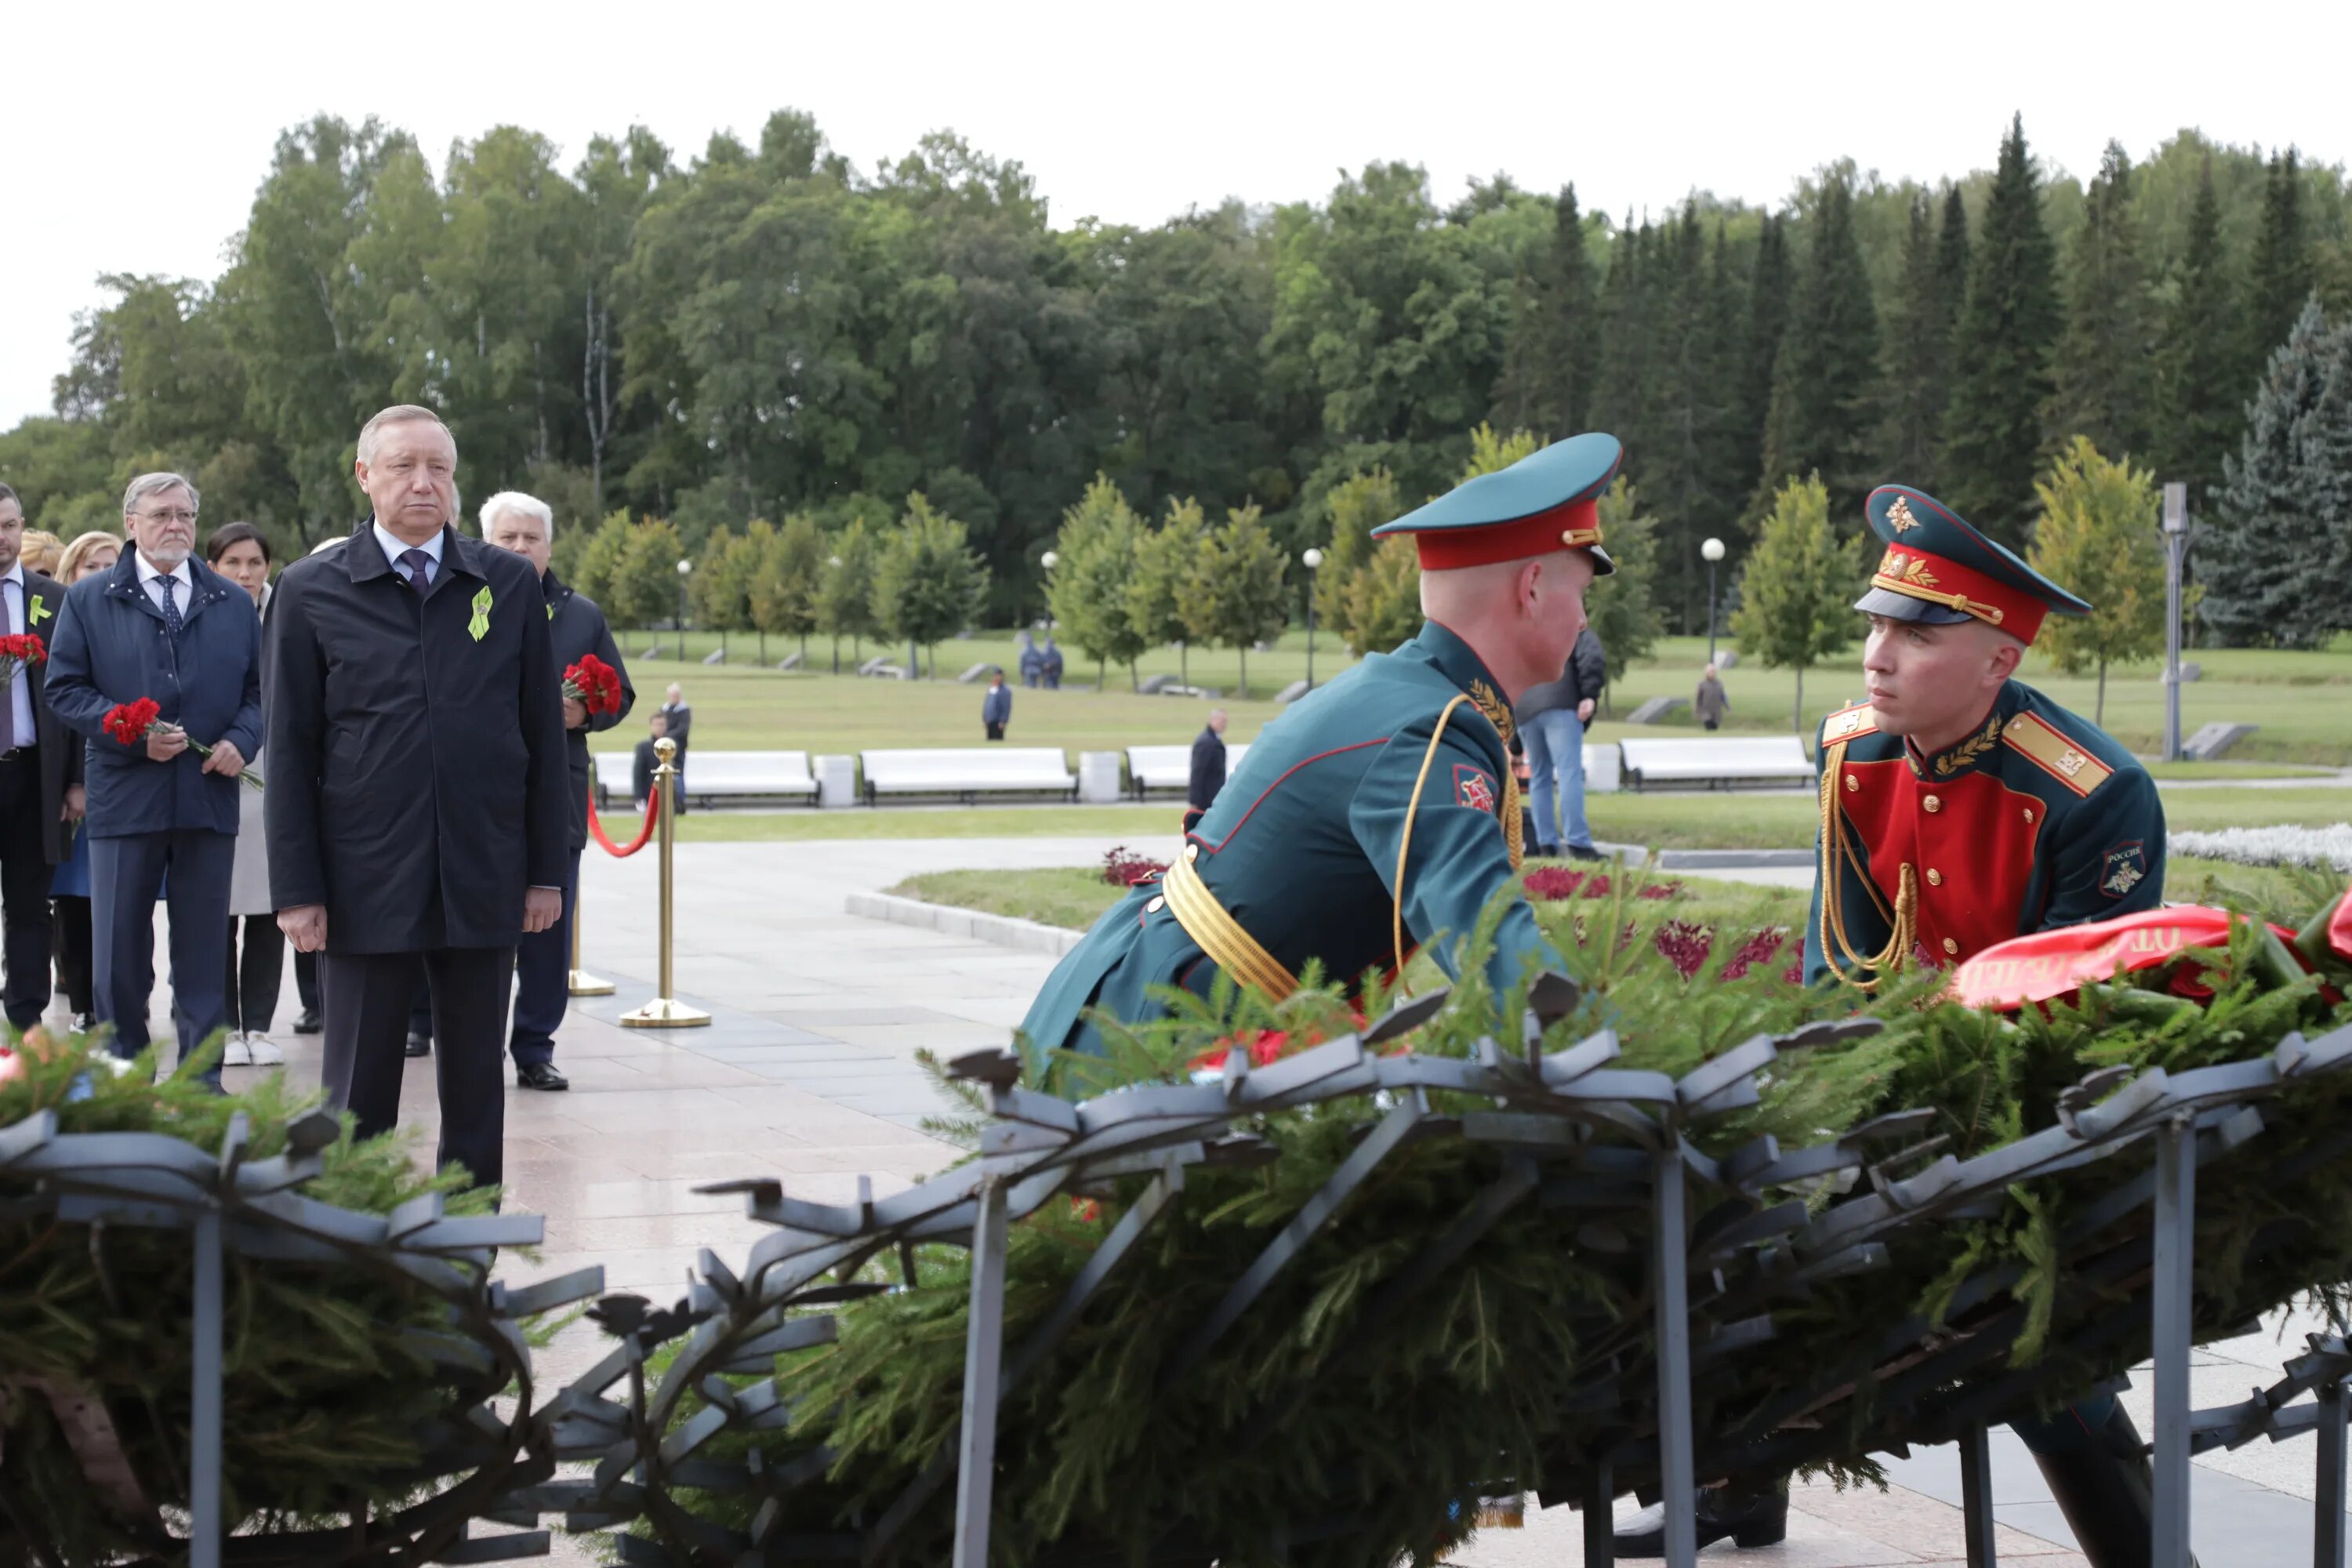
<box><xmin>888</xmin><ymin>862</ymin><xmax>1817</xmax><ymax>935</ymax></box>
<box><xmin>887</xmin><ymin>855</ymin><xmax>2327</xmax><ymax>935</ymax></box>
<box><xmin>596</xmin><ymin>630</ymin><xmax>2352</xmax><ymax>768</ymax></box>
<box><xmin>661</xmin><ymin>785</ymin><xmax>2352</xmax><ymax>847</ymax></box>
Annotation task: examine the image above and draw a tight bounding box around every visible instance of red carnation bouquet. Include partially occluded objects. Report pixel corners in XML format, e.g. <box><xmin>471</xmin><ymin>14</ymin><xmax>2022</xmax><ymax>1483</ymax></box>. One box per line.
<box><xmin>103</xmin><ymin>697</ymin><xmax>263</xmax><ymax>789</ymax></box>
<box><xmin>562</xmin><ymin>653</ymin><xmax>624</xmax><ymax>717</ymax></box>
<box><xmin>0</xmin><ymin>631</ymin><xmax>44</xmax><ymax>688</ymax></box>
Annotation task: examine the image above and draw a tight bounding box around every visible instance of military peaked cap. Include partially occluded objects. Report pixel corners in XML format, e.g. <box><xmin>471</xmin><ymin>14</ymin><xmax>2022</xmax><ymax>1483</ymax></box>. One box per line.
<box><xmin>1857</xmin><ymin>485</ymin><xmax>2091</xmax><ymax>645</ymax></box>
<box><xmin>1372</xmin><ymin>431</ymin><xmax>1621</xmax><ymax>575</ymax></box>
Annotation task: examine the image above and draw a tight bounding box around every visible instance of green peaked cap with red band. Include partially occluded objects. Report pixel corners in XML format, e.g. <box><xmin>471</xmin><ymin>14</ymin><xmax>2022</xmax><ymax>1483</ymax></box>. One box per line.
<box><xmin>1370</xmin><ymin>431</ymin><xmax>1620</xmax><ymax>575</ymax></box>
<box><xmin>1857</xmin><ymin>483</ymin><xmax>2091</xmax><ymax>646</ymax></box>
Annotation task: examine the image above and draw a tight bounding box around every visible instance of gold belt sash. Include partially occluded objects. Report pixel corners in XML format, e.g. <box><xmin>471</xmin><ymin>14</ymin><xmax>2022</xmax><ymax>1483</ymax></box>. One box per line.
<box><xmin>1160</xmin><ymin>847</ymin><xmax>1299</xmax><ymax>1003</ymax></box>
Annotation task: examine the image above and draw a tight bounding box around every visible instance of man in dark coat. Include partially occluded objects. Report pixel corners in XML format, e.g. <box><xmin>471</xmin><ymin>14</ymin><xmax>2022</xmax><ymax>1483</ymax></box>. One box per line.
<box><xmin>0</xmin><ymin>484</ymin><xmax>82</xmax><ymax>1030</ymax></box>
<box><xmin>981</xmin><ymin>670</ymin><xmax>1011</xmax><ymax>740</ymax></box>
<box><xmin>266</xmin><ymin>406</ymin><xmax>568</xmax><ymax>1192</ymax></box>
<box><xmin>480</xmin><ymin>491</ymin><xmax>634</xmax><ymax>1091</ymax></box>
<box><xmin>1181</xmin><ymin>707</ymin><xmax>1228</xmax><ymax>835</ymax></box>
<box><xmin>632</xmin><ymin>711</ymin><xmax>683</xmax><ymax>815</ymax></box>
<box><xmin>45</xmin><ymin>473</ymin><xmax>262</xmax><ymax>1080</ymax></box>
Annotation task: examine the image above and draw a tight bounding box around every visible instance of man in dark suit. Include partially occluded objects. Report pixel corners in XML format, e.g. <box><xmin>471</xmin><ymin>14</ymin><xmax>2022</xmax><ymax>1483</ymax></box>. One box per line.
<box><xmin>1182</xmin><ymin>707</ymin><xmax>1229</xmax><ymax>835</ymax></box>
<box><xmin>266</xmin><ymin>406</ymin><xmax>568</xmax><ymax>1192</ymax></box>
<box><xmin>44</xmin><ymin>473</ymin><xmax>261</xmax><ymax>1081</ymax></box>
<box><xmin>0</xmin><ymin>484</ymin><xmax>82</xmax><ymax>1031</ymax></box>
<box><xmin>658</xmin><ymin>684</ymin><xmax>690</xmax><ymax>803</ymax></box>
<box><xmin>479</xmin><ymin>490</ymin><xmax>633</xmax><ymax>1092</ymax></box>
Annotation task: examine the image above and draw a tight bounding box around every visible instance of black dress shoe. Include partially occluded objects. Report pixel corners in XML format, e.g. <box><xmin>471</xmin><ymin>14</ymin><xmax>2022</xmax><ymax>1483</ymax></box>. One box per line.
<box><xmin>1568</xmin><ymin>844</ymin><xmax>1608</xmax><ymax>862</ymax></box>
<box><xmin>515</xmin><ymin>1062</ymin><xmax>568</xmax><ymax>1091</ymax></box>
<box><xmin>291</xmin><ymin>1007</ymin><xmax>322</xmax><ymax>1035</ymax></box>
<box><xmin>1612</xmin><ymin>1486</ymin><xmax>1788</xmax><ymax>1557</ymax></box>
<box><xmin>405</xmin><ymin>1032</ymin><xmax>431</xmax><ymax>1058</ymax></box>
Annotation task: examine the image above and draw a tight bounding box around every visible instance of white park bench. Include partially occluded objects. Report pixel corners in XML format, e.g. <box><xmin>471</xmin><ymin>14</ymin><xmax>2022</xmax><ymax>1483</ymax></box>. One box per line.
<box><xmin>859</xmin><ymin>748</ymin><xmax>1078</xmax><ymax>805</ymax></box>
<box><xmin>1124</xmin><ymin>742</ymin><xmax>1251</xmax><ymax>799</ymax></box>
<box><xmin>1618</xmin><ymin>735</ymin><xmax>1814</xmax><ymax>791</ymax></box>
<box><xmin>590</xmin><ymin>750</ymin><xmax>817</xmax><ymax>809</ymax></box>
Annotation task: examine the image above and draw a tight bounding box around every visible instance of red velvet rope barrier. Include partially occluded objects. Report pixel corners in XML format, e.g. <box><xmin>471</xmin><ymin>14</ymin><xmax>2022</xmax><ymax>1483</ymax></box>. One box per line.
<box><xmin>587</xmin><ymin>784</ymin><xmax>660</xmax><ymax>858</ymax></box>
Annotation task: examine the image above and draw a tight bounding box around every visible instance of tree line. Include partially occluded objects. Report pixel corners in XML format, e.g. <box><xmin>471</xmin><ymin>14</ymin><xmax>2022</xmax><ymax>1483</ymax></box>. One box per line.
<box><xmin>2</xmin><ymin>108</ymin><xmax>2347</xmax><ymax>644</ymax></box>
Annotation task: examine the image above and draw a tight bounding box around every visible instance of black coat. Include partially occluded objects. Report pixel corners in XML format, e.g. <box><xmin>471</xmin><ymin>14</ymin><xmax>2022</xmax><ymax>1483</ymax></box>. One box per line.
<box><xmin>1513</xmin><ymin>627</ymin><xmax>1608</xmax><ymax>724</ymax></box>
<box><xmin>11</xmin><ymin>569</ymin><xmax>82</xmax><ymax>862</ymax></box>
<box><xmin>658</xmin><ymin>701</ymin><xmax>691</xmax><ymax>760</ymax></box>
<box><xmin>543</xmin><ymin>570</ymin><xmax>634</xmax><ymax>851</ymax></box>
<box><xmin>1188</xmin><ymin>725</ymin><xmax>1227</xmax><ymax>811</ymax></box>
<box><xmin>263</xmin><ymin>523</ymin><xmax>568</xmax><ymax>953</ymax></box>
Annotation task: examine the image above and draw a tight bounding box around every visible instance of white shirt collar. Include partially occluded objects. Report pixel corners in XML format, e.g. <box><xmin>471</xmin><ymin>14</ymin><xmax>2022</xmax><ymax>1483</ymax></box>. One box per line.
<box><xmin>133</xmin><ymin>551</ymin><xmax>193</xmax><ymax>587</ymax></box>
<box><xmin>2</xmin><ymin>562</ymin><xmax>21</xmax><ymax>589</ymax></box>
<box><xmin>373</xmin><ymin>521</ymin><xmax>445</xmax><ymax>572</ymax></box>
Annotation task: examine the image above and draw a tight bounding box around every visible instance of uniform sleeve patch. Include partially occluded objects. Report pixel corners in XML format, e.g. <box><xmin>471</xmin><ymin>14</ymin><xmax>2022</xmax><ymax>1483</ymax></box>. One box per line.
<box><xmin>1453</xmin><ymin>764</ymin><xmax>1498</xmax><ymax>812</ymax></box>
<box><xmin>2100</xmin><ymin>840</ymin><xmax>2148</xmax><ymax>899</ymax></box>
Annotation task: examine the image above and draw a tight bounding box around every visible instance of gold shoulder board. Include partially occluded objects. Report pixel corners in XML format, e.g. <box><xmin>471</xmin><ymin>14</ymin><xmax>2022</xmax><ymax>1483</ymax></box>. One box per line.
<box><xmin>1822</xmin><ymin>703</ymin><xmax>1880</xmax><ymax>745</ymax></box>
<box><xmin>2002</xmin><ymin>713</ymin><xmax>2112</xmax><ymax>797</ymax></box>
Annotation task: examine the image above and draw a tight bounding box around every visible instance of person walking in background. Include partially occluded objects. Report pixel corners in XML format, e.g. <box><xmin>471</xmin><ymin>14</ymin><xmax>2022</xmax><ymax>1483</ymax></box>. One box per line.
<box><xmin>45</xmin><ymin>474</ymin><xmax>262</xmax><ymax>1084</ymax></box>
<box><xmin>1514</xmin><ymin>622</ymin><xmax>1607</xmax><ymax>862</ymax></box>
<box><xmin>0</xmin><ymin>487</ymin><xmax>81</xmax><ymax>1036</ymax></box>
<box><xmin>1695</xmin><ymin>662</ymin><xmax>1729</xmax><ymax>731</ymax></box>
<box><xmin>1040</xmin><ymin>637</ymin><xmax>1065</xmax><ymax>689</ymax></box>
<box><xmin>659</xmin><ymin>682</ymin><xmax>691</xmax><ymax>801</ymax></box>
<box><xmin>480</xmin><ymin>489</ymin><xmax>633</xmax><ymax>1093</ymax></box>
<box><xmin>44</xmin><ymin>530</ymin><xmax>120</xmax><ymax>1031</ymax></box>
<box><xmin>209</xmin><ymin>523</ymin><xmax>285</xmax><ymax>1066</ymax></box>
<box><xmin>266</xmin><ymin>405</ymin><xmax>568</xmax><ymax>1193</ymax></box>
<box><xmin>1184</xmin><ymin>708</ymin><xmax>1229</xmax><ymax>834</ymax></box>
<box><xmin>981</xmin><ymin>670</ymin><xmax>1011</xmax><ymax>740</ymax></box>
<box><xmin>1016</xmin><ymin>629</ymin><xmax>1041</xmax><ymax>688</ymax></box>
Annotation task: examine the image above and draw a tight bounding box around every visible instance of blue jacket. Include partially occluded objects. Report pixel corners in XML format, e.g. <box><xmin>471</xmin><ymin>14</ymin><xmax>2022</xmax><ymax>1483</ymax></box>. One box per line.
<box><xmin>982</xmin><ymin>682</ymin><xmax>1013</xmax><ymax>724</ymax></box>
<box><xmin>45</xmin><ymin>550</ymin><xmax>263</xmax><ymax>838</ymax></box>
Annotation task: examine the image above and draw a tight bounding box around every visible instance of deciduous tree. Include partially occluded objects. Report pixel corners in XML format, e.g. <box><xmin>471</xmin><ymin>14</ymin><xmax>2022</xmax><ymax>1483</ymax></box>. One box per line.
<box><xmin>872</xmin><ymin>493</ymin><xmax>989</xmax><ymax>677</ymax></box>
<box><xmin>2028</xmin><ymin>437</ymin><xmax>2165</xmax><ymax>721</ymax></box>
<box><xmin>1731</xmin><ymin>473</ymin><xmax>1865</xmax><ymax>731</ymax></box>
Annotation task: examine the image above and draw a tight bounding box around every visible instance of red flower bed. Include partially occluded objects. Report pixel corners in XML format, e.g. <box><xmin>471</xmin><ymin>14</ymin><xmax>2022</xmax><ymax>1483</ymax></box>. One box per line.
<box><xmin>1523</xmin><ymin>866</ymin><xmax>1684</xmax><ymax>902</ymax></box>
<box><xmin>1103</xmin><ymin>846</ymin><xmax>1170</xmax><ymax>887</ymax></box>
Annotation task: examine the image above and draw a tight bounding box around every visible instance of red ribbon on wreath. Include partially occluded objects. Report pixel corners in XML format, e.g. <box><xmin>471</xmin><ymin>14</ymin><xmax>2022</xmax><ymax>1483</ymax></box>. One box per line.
<box><xmin>1948</xmin><ymin>903</ymin><xmax>2310</xmax><ymax>1011</ymax></box>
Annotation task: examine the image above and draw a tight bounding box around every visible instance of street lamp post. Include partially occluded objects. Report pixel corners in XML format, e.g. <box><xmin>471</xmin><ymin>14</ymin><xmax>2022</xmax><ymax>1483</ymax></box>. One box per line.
<box><xmin>1700</xmin><ymin>537</ymin><xmax>1726</xmax><ymax>665</ymax></box>
<box><xmin>674</xmin><ymin>557</ymin><xmax>691</xmax><ymax>663</ymax></box>
<box><xmin>1301</xmin><ymin>547</ymin><xmax>1324</xmax><ymax>691</ymax></box>
<box><xmin>2161</xmin><ymin>483</ymin><xmax>2190</xmax><ymax>763</ymax></box>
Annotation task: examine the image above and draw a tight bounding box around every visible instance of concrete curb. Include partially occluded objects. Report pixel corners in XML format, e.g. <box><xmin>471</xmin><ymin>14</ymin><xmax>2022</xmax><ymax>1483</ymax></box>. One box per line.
<box><xmin>845</xmin><ymin>891</ymin><xmax>1084</xmax><ymax>957</ymax></box>
<box><xmin>1657</xmin><ymin>848</ymin><xmax>1816</xmax><ymax>870</ymax></box>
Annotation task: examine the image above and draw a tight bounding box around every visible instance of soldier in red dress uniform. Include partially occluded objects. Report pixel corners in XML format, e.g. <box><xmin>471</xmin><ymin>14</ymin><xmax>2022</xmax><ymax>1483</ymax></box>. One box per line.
<box><xmin>1622</xmin><ymin>485</ymin><xmax>2173</xmax><ymax>1562</ymax></box>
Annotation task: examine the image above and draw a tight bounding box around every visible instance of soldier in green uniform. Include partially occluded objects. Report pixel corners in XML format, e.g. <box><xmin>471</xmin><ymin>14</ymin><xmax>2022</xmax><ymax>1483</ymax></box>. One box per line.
<box><xmin>1018</xmin><ymin>432</ymin><xmax>1627</xmax><ymax>1067</ymax></box>
<box><xmin>1617</xmin><ymin>483</ymin><xmax>2172</xmax><ymax>1560</ymax></box>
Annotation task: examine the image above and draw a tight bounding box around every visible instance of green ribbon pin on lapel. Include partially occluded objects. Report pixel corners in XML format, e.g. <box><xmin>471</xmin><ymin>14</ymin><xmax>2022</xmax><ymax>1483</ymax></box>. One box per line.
<box><xmin>468</xmin><ymin>585</ymin><xmax>494</xmax><ymax>642</ymax></box>
<box><xmin>27</xmin><ymin>594</ymin><xmax>51</xmax><ymax>627</ymax></box>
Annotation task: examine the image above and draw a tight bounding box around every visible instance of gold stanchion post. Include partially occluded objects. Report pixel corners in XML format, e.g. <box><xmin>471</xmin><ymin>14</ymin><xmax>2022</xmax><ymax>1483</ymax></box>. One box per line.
<box><xmin>619</xmin><ymin>737</ymin><xmax>710</xmax><ymax>1029</ymax></box>
<box><xmin>568</xmin><ymin>803</ymin><xmax>616</xmax><ymax>996</ymax></box>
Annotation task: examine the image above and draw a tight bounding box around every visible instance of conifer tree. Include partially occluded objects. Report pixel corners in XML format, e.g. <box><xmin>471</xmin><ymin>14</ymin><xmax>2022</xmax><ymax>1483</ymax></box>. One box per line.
<box><xmin>1876</xmin><ymin>191</ymin><xmax>1952</xmax><ymax>488</ymax></box>
<box><xmin>1647</xmin><ymin>209</ymin><xmax>1744</xmax><ymax>629</ymax></box>
<box><xmin>1593</xmin><ymin>218</ymin><xmax>1665</xmax><ymax>485</ymax></box>
<box><xmin>1752</xmin><ymin>172</ymin><xmax>1878</xmax><ymax>520</ymax></box>
<box><xmin>2208</xmin><ymin>299</ymin><xmax>2352</xmax><ymax>648</ymax></box>
<box><xmin>2151</xmin><ymin>163</ymin><xmax>2243</xmax><ymax>505</ymax></box>
<box><xmin>1491</xmin><ymin>184</ymin><xmax>1599</xmax><ymax>437</ymax></box>
<box><xmin>2246</xmin><ymin>148</ymin><xmax>2313</xmax><ymax>372</ymax></box>
<box><xmin>1941</xmin><ymin>114</ymin><xmax>2063</xmax><ymax>544</ymax></box>
<box><xmin>1934</xmin><ymin>183</ymin><xmax>1971</xmax><ymax>337</ymax></box>
<box><xmin>2048</xmin><ymin>143</ymin><xmax>2156</xmax><ymax>463</ymax></box>
<box><xmin>1736</xmin><ymin>212</ymin><xmax>1792</xmax><ymax>499</ymax></box>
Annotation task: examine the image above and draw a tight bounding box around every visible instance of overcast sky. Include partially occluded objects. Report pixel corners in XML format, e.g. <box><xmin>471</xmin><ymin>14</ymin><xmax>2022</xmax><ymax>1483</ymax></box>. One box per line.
<box><xmin>7</xmin><ymin>1</ymin><xmax>2347</xmax><ymax>430</ymax></box>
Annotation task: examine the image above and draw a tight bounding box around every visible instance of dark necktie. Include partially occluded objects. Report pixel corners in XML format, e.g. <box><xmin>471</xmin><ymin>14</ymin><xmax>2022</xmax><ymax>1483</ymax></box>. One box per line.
<box><xmin>160</xmin><ymin>575</ymin><xmax>182</xmax><ymax>637</ymax></box>
<box><xmin>400</xmin><ymin>548</ymin><xmax>434</xmax><ymax>594</ymax></box>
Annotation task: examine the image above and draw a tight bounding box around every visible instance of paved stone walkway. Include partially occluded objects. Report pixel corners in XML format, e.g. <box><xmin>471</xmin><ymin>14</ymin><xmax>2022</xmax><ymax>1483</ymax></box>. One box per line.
<box><xmin>78</xmin><ymin>829</ymin><xmax>2343</xmax><ymax>1563</ymax></box>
